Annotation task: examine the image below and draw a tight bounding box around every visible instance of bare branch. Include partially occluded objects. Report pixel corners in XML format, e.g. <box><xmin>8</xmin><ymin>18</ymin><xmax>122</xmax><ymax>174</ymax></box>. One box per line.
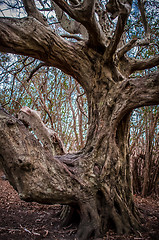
<box><xmin>110</xmin><ymin>72</ymin><xmax>159</xmax><ymax>131</ymax></box>
<box><xmin>15</xmin><ymin>75</ymin><xmax>39</xmax><ymax>109</ymax></box>
<box><xmin>106</xmin><ymin>0</ymin><xmax>133</xmax><ymax>58</ymax></box>
<box><xmin>51</xmin><ymin>0</ymin><xmax>80</xmax><ymax>19</ymax></box>
<box><xmin>76</xmin><ymin>94</ymin><xmax>88</xmax><ymax>118</ymax></box>
<box><xmin>106</xmin><ymin>0</ymin><xmax>132</xmax><ymax>19</ymax></box>
<box><xmin>129</xmin><ymin>72</ymin><xmax>159</xmax><ymax>107</ymax></box>
<box><xmin>106</xmin><ymin>15</ymin><xmax>128</xmax><ymax>58</ymax></box>
<box><xmin>117</xmin><ymin>38</ymin><xmax>137</xmax><ymax>59</ymax></box>
<box><xmin>1</xmin><ymin>74</ymin><xmax>16</xmax><ymax>107</ymax></box>
<box><xmin>137</xmin><ymin>0</ymin><xmax>150</xmax><ymax>37</ymax></box>
<box><xmin>117</xmin><ymin>37</ymin><xmax>152</xmax><ymax>60</ymax></box>
<box><xmin>26</xmin><ymin>62</ymin><xmax>45</xmax><ymax>82</ymax></box>
<box><xmin>68</xmin><ymin>95</ymin><xmax>80</xmax><ymax>148</ymax></box>
<box><xmin>130</xmin><ymin>55</ymin><xmax>159</xmax><ymax>73</ymax></box>
<box><xmin>116</xmin><ymin>0</ymin><xmax>151</xmax><ymax>58</ymax></box>
<box><xmin>51</xmin><ymin>2</ymin><xmax>88</xmax><ymax>38</ymax></box>
<box><xmin>0</xmin><ymin>17</ymin><xmax>91</xmax><ymax>91</ymax></box>
<box><xmin>52</xmin><ymin>0</ymin><xmax>106</xmax><ymax>50</ymax></box>
<box><xmin>116</xmin><ymin>37</ymin><xmax>156</xmax><ymax>77</ymax></box>
<box><xmin>22</xmin><ymin>0</ymin><xmax>48</xmax><ymax>26</ymax></box>
<box><xmin>117</xmin><ymin>54</ymin><xmax>159</xmax><ymax>78</ymax></box>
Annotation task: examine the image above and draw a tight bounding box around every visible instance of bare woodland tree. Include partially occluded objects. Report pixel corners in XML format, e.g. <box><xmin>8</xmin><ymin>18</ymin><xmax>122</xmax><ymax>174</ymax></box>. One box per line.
<box><xmin>0</xmin><ymin>0</ymin><xmax>159</xmax><ymax>239</ymax></box>
<box><xmin>130</xmin><ymin>106</ymin><xmax>159</xmax><ymax>196</ymax></box>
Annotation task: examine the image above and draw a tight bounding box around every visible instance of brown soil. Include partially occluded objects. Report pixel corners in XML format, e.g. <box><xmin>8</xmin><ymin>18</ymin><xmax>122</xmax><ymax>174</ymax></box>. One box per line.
<box><xmin>0</xmin><ymin>170</ymin><xmax>159</xmax><ymax>240</ymax></box>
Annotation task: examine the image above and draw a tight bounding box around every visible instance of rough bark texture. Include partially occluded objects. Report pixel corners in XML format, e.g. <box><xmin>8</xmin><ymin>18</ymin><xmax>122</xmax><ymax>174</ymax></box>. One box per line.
<box><xmin>0</xmin><ymin>1</ymin><xmax>159</xmax><ymax>239</ymax></box>
<box><xmin>18</xmin><ymin>106</ymin><xmax>66</xmax><ymax>155</ymax></box>
<box><xmin>1</xmin><ymin>72</ymin><xmax>158</xmax><ymax>239</ymax></box>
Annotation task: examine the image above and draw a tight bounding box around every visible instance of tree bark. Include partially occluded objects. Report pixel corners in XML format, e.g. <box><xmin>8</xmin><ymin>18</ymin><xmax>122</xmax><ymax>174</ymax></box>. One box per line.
<box><xmin>0</xmin><ymin>71</ymin><xmax>158</xmax><ymax>239</ymax></box>
<box><xmin>0</xmin><ymin>2</ymin><xmax>159</xmax><ymax>238</ymax></box>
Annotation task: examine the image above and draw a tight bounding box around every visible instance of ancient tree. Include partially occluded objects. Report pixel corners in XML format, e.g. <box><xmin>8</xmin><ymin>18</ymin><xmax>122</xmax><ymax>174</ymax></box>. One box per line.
<box><xmin>0</xmin><ymin>0</ymin><xmax>159</xmax><ymax>239</ymax></box>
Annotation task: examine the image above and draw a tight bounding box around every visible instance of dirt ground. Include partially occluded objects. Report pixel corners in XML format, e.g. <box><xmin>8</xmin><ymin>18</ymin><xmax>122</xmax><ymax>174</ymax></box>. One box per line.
<box><xmin>0</xmin><ymin>170</ymin><xmax>159</xmax><ymax>240</ymax></box>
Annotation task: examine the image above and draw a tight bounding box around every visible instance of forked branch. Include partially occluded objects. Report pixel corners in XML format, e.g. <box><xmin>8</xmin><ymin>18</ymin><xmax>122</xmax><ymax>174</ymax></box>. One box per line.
<box><xmin>117</xmin><ymin>38</ymin><xmax>137</xmax><ymax>59</ymax></box>
<box><xmin>110</xmin><ymin>72</ymin><xmax>159</xmax><ymax>132</ymax></box>
<box><xmin>52</xmin><ymin>0</ymin><xmax>106</xmax><ymax>50</ymax></box>
<box><xmin>0</xmin><ymin>17</ymin><xmax>91</xmax><ymax>90</ymax></box>
<box><xmin>52</xmin><ymin>0</ymin><xmax>96</xmax><ymax>20</ymax></box>
<box><xmin>117</xmin><ymin>37</ymin><xmax>151</xmax><ymax>60</ymax></box>
<box><xmin>51</xmin><ymin>1</ymin><xmax>87</xmax><ymax>38</ymax></box>
<box><xmin>130</xmin><ymin>55</ymin><xmax>159</xmax><ymax>73</ymax></box>
<box><xmin>106</xmin><ymin>0</ymin><xmax>133</xmax><ymax>58</ymax></box>
<box><xmin>22</xmin><ymin>0</ymin><xmax>48</xmax><ymax>26</ymax></box>
<box><xmin>116</xmin><ymin>0</ymin><xmax>151</xmax><ymax>67</ymax></box>
<box><xmin>117</xmin><ymin>54</ymin><xmax>159</xmax><ymax>78</ymax></box>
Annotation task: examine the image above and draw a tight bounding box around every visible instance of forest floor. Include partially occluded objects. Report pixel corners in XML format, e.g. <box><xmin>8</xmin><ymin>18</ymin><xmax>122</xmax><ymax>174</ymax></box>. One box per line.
<box><xmin>0</xmin><ymin>170</ymin><xmax>159</xmax><ymax>240</ymax></box>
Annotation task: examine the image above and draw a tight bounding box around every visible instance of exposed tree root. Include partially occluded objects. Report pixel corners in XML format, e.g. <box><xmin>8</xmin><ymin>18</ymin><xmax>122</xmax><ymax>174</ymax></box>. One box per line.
<box><xmin>76</xmin><ymin>198</ymin><xmax>101</xmax><ymax>240</ymax></box>
<box><xmin>75</xmin><ymin>190</ymin><xmax>140</xmax><ymax>240</ymax></box>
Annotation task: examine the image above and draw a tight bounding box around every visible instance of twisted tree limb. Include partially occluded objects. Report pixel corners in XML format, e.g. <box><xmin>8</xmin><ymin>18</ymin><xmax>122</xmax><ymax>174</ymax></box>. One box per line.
<box><xmin>22</xmin><ymin>0</ymin><xmax>48</xmax><ymax>26</ymax></box>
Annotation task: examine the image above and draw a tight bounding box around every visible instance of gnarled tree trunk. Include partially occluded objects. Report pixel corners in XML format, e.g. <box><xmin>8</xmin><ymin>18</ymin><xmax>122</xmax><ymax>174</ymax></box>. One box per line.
<box><xmin>0</xmin><ymin>0</ymin><xmax>159</xmax><ymax>239</ymax></box>
<box><xmin>1</xmin><ymin>70</ymin><xmax>159</xmax><ymax>239</ymax></box>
